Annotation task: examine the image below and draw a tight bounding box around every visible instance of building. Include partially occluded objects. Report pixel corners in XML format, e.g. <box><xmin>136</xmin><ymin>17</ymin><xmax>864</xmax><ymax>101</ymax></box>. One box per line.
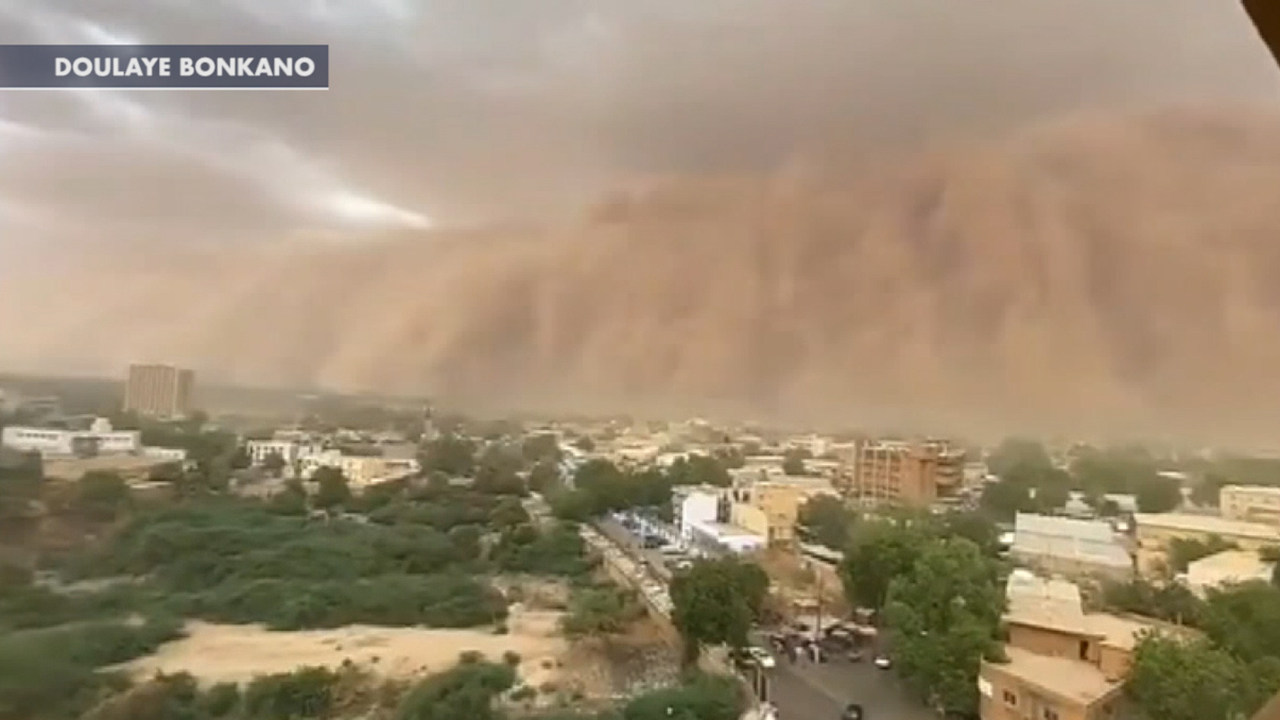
<box><xmin>1133</xmin><ymin>513</ymin><xmax>1280</xmax><ymax>577</ymax></box>
<box><xmin>852</xmin><ymin>439</ymin><xmax>964</xmax><ymax>506</ymax></box>
<box><xmin>979</xmin><ymin>572</ymin><xmax>1186</xmax><ymax>720</ymax></box>
<box><xmin>1</xmin><ymin>420</ymin><xmax>140</xmax><ymax>458</ymax></box>
<box><xmin>728</xmin><ymin>476</ymin><xmax>837</xmax><ymax>544</ymax></box>
<box><xmin>677</xmin><ymin>488</ymin><xmax>722</xmax><ymax>543</ymax></box>
<box><xmin>1184</xmin><ymin>549</ymin><xmax>1276</xmax><ymax>597</ymax></box>
<box><xmin>1010</xmin><ymin>513</ymin><xmax>1134</xmax><ymax>582</ymax></box>
<box><xmin>297</xmin><ymin>450</ymin><xmax>419</xmax><ymax>488</ymax></box>
<box><xmin>123</xmin><ymin>364</ymin><xmax>195</xmax><ymax>419</ymax></box>
<box><xmin>1220</xmin><ymin>485</ymin><xmax>1280</xmax><ymax>527</ymax></box>
<box><xmin>684</xmin><ymin>519</ymin><xmax>766</xmax><ymax>555</ymax></box>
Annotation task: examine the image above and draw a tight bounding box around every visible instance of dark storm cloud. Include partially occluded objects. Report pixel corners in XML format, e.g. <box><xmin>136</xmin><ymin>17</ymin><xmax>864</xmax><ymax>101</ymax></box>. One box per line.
<box><xmin>0</xmin><ymin>0</ymin><xmax>1276</xmax><ymax>239</ymax></box>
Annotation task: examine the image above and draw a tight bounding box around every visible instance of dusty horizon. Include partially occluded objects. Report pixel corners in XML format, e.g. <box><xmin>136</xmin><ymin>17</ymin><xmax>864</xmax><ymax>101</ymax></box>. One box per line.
<box><xmin>4</xmin><ymin>2</ymin><xmax>1280</xmax><ymax>444</ymax></box>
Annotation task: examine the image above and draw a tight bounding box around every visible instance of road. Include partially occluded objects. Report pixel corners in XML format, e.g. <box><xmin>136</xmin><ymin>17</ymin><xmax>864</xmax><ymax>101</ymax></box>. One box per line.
<box><xmin>594</xmin><ymin>512</ymin><xmax>933</xmax><ymax>720</ymax></box>
<box><xmin>595</xmin><ymin>516</ymin><xmax>674</xmax><ymax>581</ymax></box>
<box><xmin>763</xmin><ymin>659</ymin><xmax>936</xmax><ymax>720</ymax></box>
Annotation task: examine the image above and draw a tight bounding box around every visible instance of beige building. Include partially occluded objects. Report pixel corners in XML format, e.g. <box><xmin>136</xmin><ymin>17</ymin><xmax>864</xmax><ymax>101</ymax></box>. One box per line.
<box><xmin>123</xmin><ymin>364</ymin><xmax>195</xmax><ymax>419</ymax></box>
<box><xmin>729</xmin><ymin>476</ymin><xmax>837</xmax><ymax>544</ymax></box>
<box><xmin>980</xmin><ymin>574</ymin><xmax>1187</xmax><ymax>720</ymax></box>
<box><xmin>851</xmin><ymin>439</ymin><xmax>964</xmax><ymax>506</ymax></box>
<box><xmin>1220</xmin><ymin>485</ymin><xmax>1280</xmax><ymax>527</ymax></box>
<box><xmin>1133</xmin><ymin>512</ymin><xmax>1280</xmax><ymax>577</ymax></box>
<box><xmin>1185</xmin><ymin>549</ymin><xmax>1276</xmax><ymax>597</ymax></box>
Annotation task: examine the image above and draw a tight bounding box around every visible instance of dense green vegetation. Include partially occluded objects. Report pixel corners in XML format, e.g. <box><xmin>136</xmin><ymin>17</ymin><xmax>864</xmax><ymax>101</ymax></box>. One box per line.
<box><xmin>1099</xmin><ymin>576</ymin><xmax>1280</xmax><ymax>720</ymax></box>
<box><xmin>669</xmin><ymin>557</ymin><xmax>769</xmax><ymax>664</ymax></box>
<box><xmin>981</xmin><ymin>438</ymin><xmax>1182</xmax><ymax>519</ymax></box>
<box><xmin>547</xmin><ymin>455</ymin><xmax>735</xmax><ymax>523</ymax></box>
<box><xmin>69</xmin><ymin>656</ymin><xmax>744</xmax><ymax>720</ymax></box>
<box><xmin>0</xmin><ymin>441</ymin><xmax>600</xmax><ymax>720</ymax></box>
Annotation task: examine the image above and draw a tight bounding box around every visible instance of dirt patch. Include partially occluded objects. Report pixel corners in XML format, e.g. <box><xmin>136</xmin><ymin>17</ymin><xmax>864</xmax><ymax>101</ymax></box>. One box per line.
<box><xmin>119</xmin><ymin>607</ymin><xmax>569</xmax><ymax>688</ymax></box>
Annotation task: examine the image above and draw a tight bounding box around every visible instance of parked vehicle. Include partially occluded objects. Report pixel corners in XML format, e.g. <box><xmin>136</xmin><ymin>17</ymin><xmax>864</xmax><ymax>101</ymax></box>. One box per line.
<box><xmin>841</xmin><ymin>703</ymin><xmax>865</xmax><ymax>720</ymax></box>
<box><xmin>746</xmin><ymin>646</ymin><xmax>776</xmax><ymax>669</ymax></box>
<box><xmin>873</xmin><ymin>655</ymin><xmax>892</xmax><ymax>669</ymax></box>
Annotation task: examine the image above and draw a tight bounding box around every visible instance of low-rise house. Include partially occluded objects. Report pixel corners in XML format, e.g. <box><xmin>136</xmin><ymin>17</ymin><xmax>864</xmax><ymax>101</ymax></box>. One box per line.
<box><xmin>980</xmin><ymin>572</ymin><xmax>1192</xmax><ymax>720</ymax></box>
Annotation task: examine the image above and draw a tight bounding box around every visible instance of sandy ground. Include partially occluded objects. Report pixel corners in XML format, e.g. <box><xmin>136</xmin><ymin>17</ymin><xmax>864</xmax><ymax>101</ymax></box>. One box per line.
<box><xmin>120</xmin><ymin>607</ymin><xmax>569</xmax><ymax>687</ymax></box>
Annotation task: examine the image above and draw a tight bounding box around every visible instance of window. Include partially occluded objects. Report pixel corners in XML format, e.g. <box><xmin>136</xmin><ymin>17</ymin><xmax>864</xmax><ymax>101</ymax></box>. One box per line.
<box><xmin>1043</xmin><ymin>709</ymin><xmax>1059</xmax><ymax>720</ymax></box>
<box><xmin>1003</xmin><ymin>691</ymin><xmax>1018</xmax><ymax>706</ymax></box>
<box><xmin>1079</xmin><ymin>639</ymin><xmax>1090</xmax><ymax>660</ymax></box>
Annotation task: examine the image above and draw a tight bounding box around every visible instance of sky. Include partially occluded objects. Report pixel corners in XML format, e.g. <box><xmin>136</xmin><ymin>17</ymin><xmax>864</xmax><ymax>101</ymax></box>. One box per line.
<box><xmin>5</xmin><ymin>2</ymin><xmax>1280</xmax><ymax>440</ymax></box>
<box><xmin>0</xmin><ymin>0</ymin><xmax>1277</xmax><ymax>247</ymax></box>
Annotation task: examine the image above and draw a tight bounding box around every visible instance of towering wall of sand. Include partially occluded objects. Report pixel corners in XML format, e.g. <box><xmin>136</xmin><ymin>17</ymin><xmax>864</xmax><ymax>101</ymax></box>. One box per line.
<box><xmin>7</xmin><ymin>106</ymin><xmax>1280</xmax><ymax>439</ymax></box>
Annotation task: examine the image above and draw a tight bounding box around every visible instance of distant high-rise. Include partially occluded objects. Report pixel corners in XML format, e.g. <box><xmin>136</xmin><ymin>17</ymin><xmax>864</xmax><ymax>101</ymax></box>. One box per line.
<box><xmin>123</xmin><ymin>364</ymin><xmax>195</xmax><ymax>419</ymax></box>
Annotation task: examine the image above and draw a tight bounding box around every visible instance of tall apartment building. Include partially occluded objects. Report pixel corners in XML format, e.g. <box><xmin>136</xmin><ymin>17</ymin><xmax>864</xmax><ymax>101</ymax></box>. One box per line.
<box><xmin>851</xmin><ymin>438</ymin><xmax>965</xmax><ymax>506</ymax></box>
<box><xmin>123</xmin><ymin>364</ymin><xmax>195</xmax><ymax>419</ymax></box>
<box><xmin>1220</xmin><ymin>484</ymin><xmax>1280</xmax><ymax>527</ymax></box>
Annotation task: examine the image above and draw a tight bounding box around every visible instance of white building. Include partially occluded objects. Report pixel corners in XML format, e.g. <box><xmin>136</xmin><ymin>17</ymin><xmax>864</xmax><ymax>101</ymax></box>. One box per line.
<box><xmin>142</xmin><ymin>446</ymin><xmax>188</xmax><ymax>462</ymax></box>
<box><xmin>1011</xmin><ymin>512</ymin><xmax>1134</xmax><ymax>581</ymax></box>
<box><xmin>1184</xmin><ymin>549</ymin><xmax>1275</xmax><ymax>597</ymax></box>
<box><xmin>685</xmin><ymin>519</ymin><xmax>766</xmax><ymax>555</ymax></box>
<box><xmin>245</xmin><ymin>439</ymin><xmax>316</xmax><ymax>466</ymax></box>
<box><xmin>1</xmin><ymin>420</ymin><xmax>141</xmax><ymax>458</ymax></box>
<box><xmin>298</xmin><ymin>450</ymin><xmax>420</xmax><ymax>488</ymax></box>
<box><xmin>677</xmin><ymin>489</ymin><xmax>722</xmax><ymax>542</ymax></box>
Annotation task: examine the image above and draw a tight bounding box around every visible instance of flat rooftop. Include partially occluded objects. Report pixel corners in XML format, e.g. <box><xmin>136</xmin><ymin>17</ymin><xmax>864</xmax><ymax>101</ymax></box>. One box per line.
<box><xmin>1134</xmin><ymin>512</ymin><xmax>1280</xmax><ymax>541</ymax></box>
<box><xmin>988</xmin><ymin>646</ymin><xmax>1121</xmax><ymax>705</ymax></box>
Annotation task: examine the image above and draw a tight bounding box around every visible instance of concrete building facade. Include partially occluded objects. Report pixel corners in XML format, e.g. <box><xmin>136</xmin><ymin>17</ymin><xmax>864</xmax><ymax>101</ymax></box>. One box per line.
<box><xmin>730</xmin><ymin>476</ymin><xmax>837</xmax><ymax>544</ymax></box>
<box><xmin>851</xmin><ymin>439</ymin><xmax>964</xmax><ymax>506</ymax></box>
<box><xmin>1220</xmin><ymin>485</ymin><xmax>1280</xmax><ymax>527</ymax></box>
<box><xmin>123</xmin><ymin>364</ymin><xmax>195</xmax><ymax>419</ymax></box>
<box><xmin>1</xmin><ymin>422</ymin><xmax>141</xmax><ymax>458</ymax></box>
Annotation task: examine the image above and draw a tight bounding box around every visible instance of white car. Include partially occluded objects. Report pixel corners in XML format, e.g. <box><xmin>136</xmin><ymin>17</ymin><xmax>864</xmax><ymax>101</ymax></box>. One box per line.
<box><xmin>747</xmin><ymin>646</ymin><xmax>777</xmax><ymax>669</ymax></box>
<box><xmin>873</xmin><ymin>655</ymin><xmax>892</xmax><ymax>669</ymax></box>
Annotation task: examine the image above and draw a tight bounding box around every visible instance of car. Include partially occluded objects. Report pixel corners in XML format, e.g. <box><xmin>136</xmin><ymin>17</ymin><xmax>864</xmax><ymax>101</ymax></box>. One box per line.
<box><xmin>746</xmin><ymin>646</ymin><xmax>777</xmax><ymax>669</ymax></box>
<box><xmin>841</xmin><ymin>703</ymin><xmax>865</xmax><ymax>720</ymax></box>
<box><xmin>873</xmin><ymin>655</ymin><xmax>892</xmax><ymax>669</ymax></box>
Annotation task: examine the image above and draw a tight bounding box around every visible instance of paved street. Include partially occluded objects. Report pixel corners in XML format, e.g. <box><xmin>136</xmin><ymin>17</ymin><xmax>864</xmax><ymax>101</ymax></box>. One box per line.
<box><xmin>762</xmin><ymin>653</ymin><xmax>936</xmax><ymax>720</ymax></box>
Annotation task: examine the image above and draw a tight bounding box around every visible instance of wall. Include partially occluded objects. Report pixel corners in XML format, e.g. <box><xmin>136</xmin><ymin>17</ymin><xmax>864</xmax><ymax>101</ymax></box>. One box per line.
<box><xmin>979</xmin><ymin>662</ymin><xmax>1100</xmax><ymax>720</ymax></box>
<box><xmin>1007</xmin><ymin>624</ymin><xmax>1097</xmax><ymax>663</ymax></box>
<box><xmin>731</xmin><ymin>502</ymin><xmax>770</xmax><ymax>538</ymax></box>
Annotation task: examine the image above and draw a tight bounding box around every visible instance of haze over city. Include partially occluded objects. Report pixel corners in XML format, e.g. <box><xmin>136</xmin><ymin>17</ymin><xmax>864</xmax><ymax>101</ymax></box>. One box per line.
<box><xmin>5</xmin><ymin>1</ymin><xmax>1280</xmax><ymax>441</ymax></box>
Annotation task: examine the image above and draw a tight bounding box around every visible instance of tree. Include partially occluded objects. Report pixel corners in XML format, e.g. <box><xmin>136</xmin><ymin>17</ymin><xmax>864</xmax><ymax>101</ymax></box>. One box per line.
<box><xmin>312</xmin><ymin>467</ymin><xmax>351</xmax><ymax>511</ymax></box>
<box><xmin>75</xmin><ymin>470</ymin><xmax>130</xmax><ymax>521</ymax></box>
<box><xmin>422</xmin><ymin>434</ymin><xmax>477</xmax><ymax>477</ymax></box>
<box><xmin>1127</xmin><ymin>634</ymin><xmax>1263</xmax><ymax>720</ymax></box>
<box><xmin>1199</xmin><ymin>581</ymin><xmax>1280</xmax><ymax>666</ymax></box>
<box><xmin>669</xmin><ymin>557</ymin><xmax>769</xmax><ymax>663</ymax></box>
<box><xmin>979</xmin><ymin>479</ymin><xmax>1036</xmax><ymax>521</ymax></box>
<box><xmin>261</xmin><ymin>452</ymin><xmax>287</xmax><ymax>477</ymax></box>
<box><xmin>488</xmin><ymin>497</ymin><xmax>530</xmax><ymax>531</ymax></box>
<box><xmin>1167</xmin><ymin>535</ymin><xmax>1237</xmax><ymax>574</ymax></box>
<box><xmin>937</xmin><ymin>511</ymin><xmax>1000</xmax><ymax>556</ymax></box>
<box><xmin>839</xmin><ymin>520</ymin><xmax>930</xmax><ymax>611</ymax></box>
<box><xmin>561</xmin><ymin>586</ymin><xmax>644</xmax><ymax>638</ymax></box>
<box><xmin>521</xmin><ymin>434</ymin><xmax>561</xmax><ymax>465</ymax></box>
<box><xmin>796</xmin><ymin>495</ymin><xmax>855</xmax><ymax>550</ymax></box>
<box><xmin>473</xmin><ymin>444</ymin><xmax>525</xmax><ymax>496</ymax></box>
<box><xmin>781</xmin><ymin>448</ymin><xmax>809</xmax><ymax>476</ymax></box>
<box><xmin>987</xmin><ymin>438</ymin><xmax>1053</xmax><ymax>479</ymax></box>
<box><xmin>667</xmin><ymin>455</ymin><xmax>731</xmax><ymax>487</ymax></box>
<box><xmin>1191</xmin><ymin>473</ymin><xmax>1228</xmax><ymax>507</ymax></box>
<box><xmin>0</xmin><ymin>449</ymin><xmax>42</xmax><ymax>524</ymax></box>
<box><xmin>1136</xmin><ymin>476</ymin><xmax>1182</xmax><ymax>513</ymax></box>
<box><xmin>526</xmin><ymin>461</ymin><xmax>561</xmax><ymax>494</ymax></box>
<box><xmin>883</xmin><ymin>538</ymin><xmax>1003</xmax><ymax>716</ymax></box>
